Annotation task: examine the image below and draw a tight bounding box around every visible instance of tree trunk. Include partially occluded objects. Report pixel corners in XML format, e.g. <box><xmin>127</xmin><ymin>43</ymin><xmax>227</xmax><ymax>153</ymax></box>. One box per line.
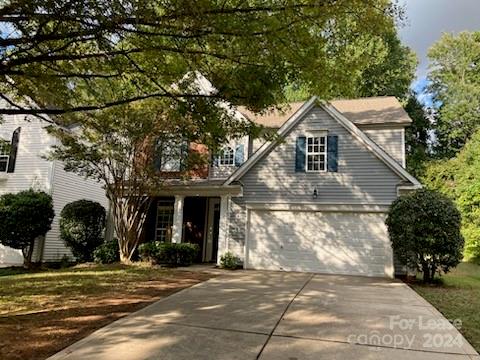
<box><xmin>22</xmin><ymin>239</ymin><xmax>35</xmax><ymax>268</ymax></box>
<box><xmin>422</xmin><ymin>262</ymin><xmax>431</xmax><ymax>283</ymax></box>
<box><xmin>110</xmin><ymin>193</ymin><xmax>151</xmax><ymax>264</ymax></box>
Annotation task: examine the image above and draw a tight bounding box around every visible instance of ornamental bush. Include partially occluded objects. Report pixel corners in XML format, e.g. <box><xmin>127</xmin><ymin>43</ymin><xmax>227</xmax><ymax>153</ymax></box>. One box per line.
<box><xmin>0</xmin><ymin>189</ymin><xmax>55</xmax><ymax>266</ymax></box>
<box><xmin>60</xmin><ymin>200</ymin><xmax>106</xmax><ymax>262</ymax></box>
<box><xmin>138</xmin><ymin>242</ymin><xmax>199</xmax><ymax>266</ymax></box>
<box><xmin>219</xmin><ymin>252</ymin><xmax>240</xmax><ymax>270</ymax></box>
<box><xmin>386</xmin><ymin>189</ymin><xmax>464</xmax><ymax>282</ymax></box>
<box><xmin>93</xmin><ymin>238</ymin><xmax>120</xmax><ymax>264</ymax></box>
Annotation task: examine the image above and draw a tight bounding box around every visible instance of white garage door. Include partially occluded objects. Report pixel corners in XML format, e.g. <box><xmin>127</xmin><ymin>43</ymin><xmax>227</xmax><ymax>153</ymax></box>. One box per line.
<box><xmin>247</xmin><ymin>210</ymin><xmax>393</xmax><ymax>277</ymax></box>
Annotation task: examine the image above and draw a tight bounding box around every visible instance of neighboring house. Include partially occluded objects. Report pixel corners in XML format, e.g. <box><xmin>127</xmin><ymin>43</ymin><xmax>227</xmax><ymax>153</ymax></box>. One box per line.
<box><xmin>0</xmin><ymin>108</ymin><xmax>108</xmax><ymax>266</ymax></box>
<box><xmin>142</xmin><ymin>96</ymin><xmax>421</xmax><ymax>278</ymax></box>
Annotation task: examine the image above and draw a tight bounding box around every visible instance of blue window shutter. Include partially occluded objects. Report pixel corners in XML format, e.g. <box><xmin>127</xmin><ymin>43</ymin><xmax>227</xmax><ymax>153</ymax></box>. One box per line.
<box><xmin>212</xmin><ymin>153</ymin><xmax>219</xmax><ymax>167</ymax></box>
<box><xmin>327</xmin><ymin>135</ymin><xmax>338</xmax><ymax>172</ymax></box>
<box><xmin>295</xmin><ymin>137</ymin><xmax>306</xmax><ymax>172</ymax></box>
<box><xmin>7</xmin><ymin>127</ymin><xmax>21</xmax><ymax>173</ymax></box>
<box><xmin>153</xmin><ymin>138</ymin><xmax>162</xmax><ymax>171</ymax></box>
<box><xmin>235</xmin><ymin>144</ymin><xmax>244</xmax><ymax>166</ymax></box>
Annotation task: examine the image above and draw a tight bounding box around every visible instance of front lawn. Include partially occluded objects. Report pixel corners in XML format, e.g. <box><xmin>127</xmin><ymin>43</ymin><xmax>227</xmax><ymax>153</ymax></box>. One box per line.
<box><xmin>0</xmin><ymin>264</ymin><xmax>213</xmax><ymax>360</ymax></box>
<box><xmin>411</xmin><ymin>262</ymin><xmax>480</xmax><ymax>352</ymax></box>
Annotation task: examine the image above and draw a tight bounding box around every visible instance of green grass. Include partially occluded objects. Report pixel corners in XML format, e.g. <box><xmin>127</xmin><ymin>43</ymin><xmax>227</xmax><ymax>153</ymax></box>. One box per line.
<box><xmin>0</xmin><ymin>263</ymin><xmax>193</xmax><ymax>315</ymax></box>
<box><xmin>411</xmin><ymin>262</ymin><xmax>480</xmax><ymax>352</ymax></box>
<box><xmin>0</xmin><ymin>263</ymin><xmax>212</xmax><ymax>360</ymax></box>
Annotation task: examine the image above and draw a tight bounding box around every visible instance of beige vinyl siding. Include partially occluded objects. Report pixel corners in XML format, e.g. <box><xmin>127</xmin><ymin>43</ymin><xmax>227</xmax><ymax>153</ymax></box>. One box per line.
<box><xmin>362</xmin><ymin>127</ymin><xmax>405</xmax><ymax>166</ymax></box>
<box><xmin>238</xmin><ymin>106</ymin><xmax>403</xmax><ymax>204</ymax></box>
<box><xmin>43</xmin><ymin>161</ymin><xmax>108</xmax><ymax>261</ymax></box>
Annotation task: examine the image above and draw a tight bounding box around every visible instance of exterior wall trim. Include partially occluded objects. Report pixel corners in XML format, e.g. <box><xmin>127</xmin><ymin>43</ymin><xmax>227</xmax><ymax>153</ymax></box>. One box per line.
<box><xmin>245</xmin><ymin>202</ymin><xmax>390</xmax><ymax>213</ymax></box>
<box><xmin>154</xmin><ymin>184</ymin><xmax>242</xmax><ymax>197</ymax></box>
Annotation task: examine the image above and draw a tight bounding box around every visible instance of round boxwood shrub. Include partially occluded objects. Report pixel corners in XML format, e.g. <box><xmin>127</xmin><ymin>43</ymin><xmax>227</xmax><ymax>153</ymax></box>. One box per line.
<box><xmin>60</xmin><ymin>200</ymin><xmax>106</xmax><ymax>262</ymax></box>
<box><xmin>138</xmin><ymin>242</ymin><xmax>199</xmax><ymax>266</ymax></box>
<box><xmin>219</xmin><ymin>252</ymin><xmax>240</xmax><ymax>270</ymax></box>
<box><xmin>0</xmin><ymin>189</ymin><xmax>54</xmax><ymax>266</ymax></box>
<box><xmin>386</xmin><ymin>189</ymin><xmax>464</xmax><ymax>282</ymax></box>
<box><xmin>94</xmin><ymin>239</ymin><xmax>120</xmax><ymax>264</ymax></box>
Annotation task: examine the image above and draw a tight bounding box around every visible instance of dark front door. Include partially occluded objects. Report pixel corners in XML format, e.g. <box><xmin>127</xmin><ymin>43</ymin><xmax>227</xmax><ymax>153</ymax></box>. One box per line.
<box><xmin>182</xmin><ymin>197</ymin><xmax>208</xmax><ymax>262</ymax></box>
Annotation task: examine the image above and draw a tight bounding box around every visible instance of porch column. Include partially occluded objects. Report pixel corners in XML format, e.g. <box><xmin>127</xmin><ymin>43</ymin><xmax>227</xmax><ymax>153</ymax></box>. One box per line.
<box><xmin>217</xmin><ymin>195</ymin><xmax>230</xmax><ymax>265</ymax></box>
<box><xmin>172</xmin><ymin>195</ymin><xmax>185</xmax><ymax>243</ymax></box>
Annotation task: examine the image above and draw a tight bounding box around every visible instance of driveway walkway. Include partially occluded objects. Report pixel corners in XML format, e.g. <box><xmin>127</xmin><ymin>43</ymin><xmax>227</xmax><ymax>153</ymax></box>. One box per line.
<box><xmin>49</xmin><ymin>271</ymin><xmax>478</xmax><ymax>360</ymax></box>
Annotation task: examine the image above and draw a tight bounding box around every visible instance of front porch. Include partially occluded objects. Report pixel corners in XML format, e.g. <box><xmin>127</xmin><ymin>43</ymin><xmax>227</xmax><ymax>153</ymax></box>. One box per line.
<box><xmin>143</xmin><ymin>183</ymin><xmax>241</xmax><ymax>263</ymax></box>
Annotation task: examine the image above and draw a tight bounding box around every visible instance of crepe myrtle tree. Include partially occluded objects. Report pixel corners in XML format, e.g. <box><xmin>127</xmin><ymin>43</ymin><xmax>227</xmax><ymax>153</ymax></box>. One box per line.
<box><xmin>386</xmin><ymin>189</ymin><xmax>464</xmax><ymax>283</ymax></box>
<box><xmin>47</xmin><ymin>92</ymin><xmax>255</xmax><ymax>263</ymax></box>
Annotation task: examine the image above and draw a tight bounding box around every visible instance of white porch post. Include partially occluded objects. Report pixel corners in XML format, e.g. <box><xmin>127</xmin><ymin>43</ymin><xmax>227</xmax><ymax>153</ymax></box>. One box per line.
<box><xmin>172</xmin><ymin>195</ymin><xmax>185</xmax><ymax>243</ymax></box>
<box><xmin>217</xmin><ymin>195</ymin><xmax>230</xmax><ymax>264</ymax></box>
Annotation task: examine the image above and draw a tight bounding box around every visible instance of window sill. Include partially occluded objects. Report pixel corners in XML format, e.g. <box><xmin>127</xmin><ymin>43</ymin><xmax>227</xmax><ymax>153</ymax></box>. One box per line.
<box><xmin>0</xmin><ymin>172</ymin><xmax>9</xmax><ymax>181</ymax></box>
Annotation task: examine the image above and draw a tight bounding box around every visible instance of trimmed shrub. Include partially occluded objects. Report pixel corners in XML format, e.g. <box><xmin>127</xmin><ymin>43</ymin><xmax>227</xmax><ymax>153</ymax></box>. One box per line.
<box><xmin>219</xmin><ymin>252</ymin><xmax>240</xmax><ymax>270</ymax></box>
<box><xmin>94</xmin><ymin>239</ymin><xmax>120</xmax><ymax>264</ymax></box>
<box><xmin>60</xmin><ymin>200</ymin><xmax>106</xmax><ymax>262</ymax></box>
<box><xmin>386</xmin><ymin>189</ymin><xmax>464</xmax><ymax>282</ymax></box>
<box><xmin>138</xmin><ymin>242</ymin><xmax>200</xmax><ymax>266</ymax></box>
<box><xmin>0</xmin><ymin>189</ymin><xmax>54</xmax><ymax>266</ymax></box>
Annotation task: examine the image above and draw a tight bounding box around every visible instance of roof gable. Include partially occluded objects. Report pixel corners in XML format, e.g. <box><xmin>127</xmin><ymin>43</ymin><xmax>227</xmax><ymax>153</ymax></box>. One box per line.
<box><xmin>225</xmin><ymin>97</ymin><xmax>421</xmax><ymax>187</ymax></box>
<box><xmin>238</xmin><ymin>96</ymin><xmax>412</xmax><ymax>128</ymax></box>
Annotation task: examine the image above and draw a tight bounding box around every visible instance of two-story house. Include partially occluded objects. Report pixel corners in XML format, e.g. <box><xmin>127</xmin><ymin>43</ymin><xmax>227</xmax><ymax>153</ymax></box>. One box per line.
<box><xmin>0</xmin><ymin>108</ymin><xmax>108</xmax><ymax>266</ymax></box>
<box><xmin>141</xmin><ymin>96</ymin><xmax>420</xmax><ymax>278</ymax></box>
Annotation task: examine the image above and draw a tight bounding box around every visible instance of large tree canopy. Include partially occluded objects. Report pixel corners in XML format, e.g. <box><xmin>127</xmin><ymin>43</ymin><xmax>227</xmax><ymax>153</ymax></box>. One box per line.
<box><xmin>285</xmin><ymin>29</ymin><xmax>416</xmax><ymax>101</ymax></box>
<box><xmin>428</xmin><ymin>31</ymin><xmax>480</xmax><ymax>158</ymax></box>
<box><xmin>0</xmin><ymin>0</ymin><xmax>403</xmax><ymax>117</ymax></box>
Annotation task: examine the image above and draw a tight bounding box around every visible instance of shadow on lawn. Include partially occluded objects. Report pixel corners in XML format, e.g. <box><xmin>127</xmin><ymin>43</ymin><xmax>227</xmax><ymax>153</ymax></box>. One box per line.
<box><xmin>0</xmin><ymin>267</ymin><xmax>212</xmax><ymax>360</ymax></box>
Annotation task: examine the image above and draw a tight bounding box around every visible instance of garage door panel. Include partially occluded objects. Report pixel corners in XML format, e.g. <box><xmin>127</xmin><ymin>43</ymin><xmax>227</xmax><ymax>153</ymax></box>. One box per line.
<box><xmin>247</xmin><ymin>210</ymin><xmax>393</xmax><ymax>277</ymax></box>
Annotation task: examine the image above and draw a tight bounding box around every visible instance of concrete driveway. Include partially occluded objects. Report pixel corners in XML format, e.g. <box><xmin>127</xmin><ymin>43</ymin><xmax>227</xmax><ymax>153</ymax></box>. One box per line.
<box><xmin>49</xmin><ymin>271</ymin><xmax>478</xmax><ymax>360</ymax></box>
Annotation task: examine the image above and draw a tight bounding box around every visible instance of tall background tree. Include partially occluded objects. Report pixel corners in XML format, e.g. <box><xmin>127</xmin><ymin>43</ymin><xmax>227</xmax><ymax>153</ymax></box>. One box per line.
<box><xmin>428</xmin><ymin>31</ymin><xmax>480</xmax><ymax>158</ymax></box>
<box><xmin>422</xmin><ymin>31</ymin><xmax>480</xmax><ymax>262</ymax></box>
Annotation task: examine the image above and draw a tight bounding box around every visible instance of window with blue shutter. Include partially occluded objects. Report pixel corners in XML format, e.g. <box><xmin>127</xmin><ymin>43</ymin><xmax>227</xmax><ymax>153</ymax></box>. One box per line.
<box><xmin>327</xmin><ymin>135</ymin><xmax>338</xmax><ymax>172</ymax></box>
<box><xmin>235</xmin><ymin>144</ymin><xmax>244</xmax><ymax>166</ymax></box>
<box><xmin>295</xmin><ymin>137</ymin><xmax>306</xmax><ymax>172</ymax></box>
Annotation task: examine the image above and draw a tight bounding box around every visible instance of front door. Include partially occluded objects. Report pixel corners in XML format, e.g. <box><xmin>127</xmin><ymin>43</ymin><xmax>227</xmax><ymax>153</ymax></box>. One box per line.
<box><xmin>204</xmin><ymin>198</ymin><xmax>220</xmax><ymax>262</ymax></box>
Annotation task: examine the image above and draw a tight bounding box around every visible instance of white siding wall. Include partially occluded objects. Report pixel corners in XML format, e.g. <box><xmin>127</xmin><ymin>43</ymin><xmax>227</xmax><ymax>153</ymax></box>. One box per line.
<box><xmin>43</xmin><ymin>161</ymin><xmax>108</xmax><ymax>261</ymax></box>
<box><xmin>0</xmin><ymin>113</ymin><xmax>55</xmax><ymax>265</ymax></box>
<box><xmin>362</xmin><ymin>127</ymin><xmax>405</xmax><ymax>167</ymax></box>
<box><xmin>0</xmin><ymin>111</ymin><xmax>108</xmax><ymax>263</ymax></box>
<box><xmin>0</xmin><ymin>115</ymin><xmax>55</xmax><ymax>194</ymax></box>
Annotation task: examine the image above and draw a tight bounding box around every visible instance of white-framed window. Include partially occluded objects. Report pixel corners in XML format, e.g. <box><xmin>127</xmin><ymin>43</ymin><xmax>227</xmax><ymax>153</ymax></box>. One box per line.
<box><xmin>0</xmin><ymin>141</ymin><xmax>9</xmax><ymax>172</ymax></box>
<box><xmin>306</xmin><ymin>135</ymin><xmax>327</xmax><ymax>172</ymax></box>
<box><xmin>218</xmin><ymin>146</ymin><xmax>235</xmax><ymax>166</ymax></box>
<box><xmin>155</xmin><ymin>200</ymin><xmax>174</xmax><ymax>242</ymax></box>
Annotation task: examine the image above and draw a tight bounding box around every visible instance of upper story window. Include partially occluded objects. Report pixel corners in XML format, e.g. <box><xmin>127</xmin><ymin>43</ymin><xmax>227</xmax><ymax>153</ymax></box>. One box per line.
<box><xmin>0</xmin><ymin>127</ymin><xmax>21</xmax><ymax>173</ymax></box>
<box><xmin>154</xmin><ymin>137</ymin><xmax>187</xmax><ymax>172</ymax></box>
<box><xmin>306</xmin><ymin>135</ymin><xmax>327</xmax><ymax>172</ymax></box>
<box><xmin>213</xmin><ymin>143</ymin><xmax>244</xmax><ymax>168</ymax></box>
<box><xmin>218</xmin><ymin>146</ymin><xmax>235</xmax><ymax>166</ymax></box>
<box><xmin>0</xmin><ymin>141</ymin><xmax>10</xmax><ymax>172</ymax></box>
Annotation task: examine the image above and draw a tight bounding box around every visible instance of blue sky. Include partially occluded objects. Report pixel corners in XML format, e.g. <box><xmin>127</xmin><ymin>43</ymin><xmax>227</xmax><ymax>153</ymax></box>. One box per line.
<box><xmin>398</xmin><ymin>0</ymin><xmax>480</xmax><ymax>104</ymax></box>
